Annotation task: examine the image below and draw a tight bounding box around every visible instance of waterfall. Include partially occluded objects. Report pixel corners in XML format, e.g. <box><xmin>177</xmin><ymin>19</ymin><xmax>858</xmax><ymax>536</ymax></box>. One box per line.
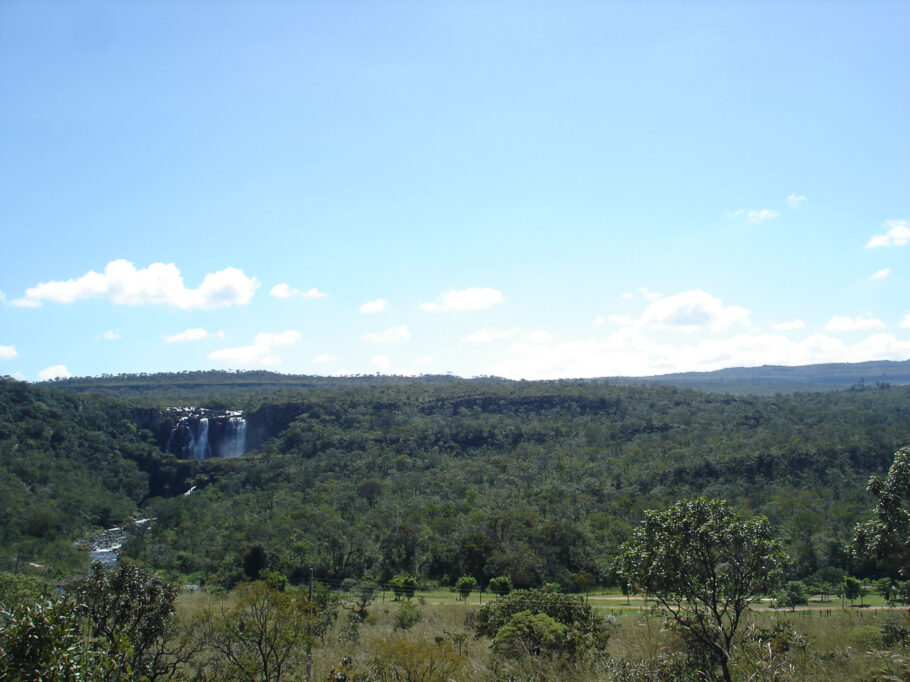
<box><xmin>165</xmin><ymin>409</ymin><xmax>246</xmax><ymax>460</ymax></box>
<box><xmin>220</xmin><ymin>417</ymin><xmax>247</xmax><ymax>458</ymax></box>
<box><xmin>190</xmin><ymin>417</ymin><xmax>211</xmax><ymax>460</ymax></box>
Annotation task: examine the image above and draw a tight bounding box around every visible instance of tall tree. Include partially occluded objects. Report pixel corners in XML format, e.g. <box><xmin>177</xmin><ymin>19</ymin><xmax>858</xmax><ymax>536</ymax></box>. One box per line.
<box><xmin>615</xmin><ymin>498</ymin><xmax>786</xmax><ymax>682</ymax></box>
<box><xmin>853</xmin><ymin>446</ymin><xmax>910</xmax><ymax>578</ymax></box>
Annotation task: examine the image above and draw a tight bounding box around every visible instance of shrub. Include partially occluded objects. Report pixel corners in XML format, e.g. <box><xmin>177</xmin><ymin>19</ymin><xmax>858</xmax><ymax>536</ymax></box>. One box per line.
<box><xmin>390</xmin><ymin>574</ymin><xmax>418</xmax><ymax>601</ymax></box>
<box><xmin>492</xmin><ymin>610</ymin><xmax>578</xmax><ymax>659</ymax></box>
<box><xmin>368</xmin><ymin>639</ymin><xmax>464</xmax><ymax>682</ymax></box>
<box><xmin>455</xmin><ymin>575</ymin><xmax>477</xmax><ymax>601</ymax></box>
<box><xmin>488</xmin><ymin>575</ymin><xmax>512</xmax><ymax>597</ymax></box>
<box><xmin>393</xmin><ymin>600</ymin><xmax>422</xmax><ymax>630</ymax></box>
<box><xmin>472</xmin><ymin>587</ymin><xmax>612</xmax><ymax>653</ymax></box>
<box><xmin>778</xmin><ymin>580</ymin><xmax>809</xmax><ymax>611</ymax></box>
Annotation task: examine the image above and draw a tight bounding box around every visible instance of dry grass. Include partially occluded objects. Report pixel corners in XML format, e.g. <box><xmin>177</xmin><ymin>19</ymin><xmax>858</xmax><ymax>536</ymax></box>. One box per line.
<box><xmin>171</xmin><ymin>589</ymin><xmax>909</xmax><ymax>681</ymax></box>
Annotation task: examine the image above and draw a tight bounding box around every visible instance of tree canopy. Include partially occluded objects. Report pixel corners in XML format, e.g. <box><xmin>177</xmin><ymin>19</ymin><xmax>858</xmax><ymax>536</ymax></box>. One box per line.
<box><xmin>615</xmin><ymin>498</ymin><xmax>786</xmax><ymax>682</ymax></box>
<box><xmin>853</xmin><ymin>445</ymin><xmax>910</xmax><ymax>578</ymax></box>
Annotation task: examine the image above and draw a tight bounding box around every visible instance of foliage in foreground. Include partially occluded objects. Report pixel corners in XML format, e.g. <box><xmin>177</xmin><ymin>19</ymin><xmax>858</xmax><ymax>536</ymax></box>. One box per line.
<box><xmin>853</xmin><ymin>445</ymin><xmax>910</xmax><ymax>578</ymax></box>
<box><xmin>472</xmin><ymin>587</ymin><xmax>613</xmax><ymax>657</ymax></box>
<box><xmin>616</xmin><ymin>497</ymin><xmax>787</xmax><ymax>682</ymax></box>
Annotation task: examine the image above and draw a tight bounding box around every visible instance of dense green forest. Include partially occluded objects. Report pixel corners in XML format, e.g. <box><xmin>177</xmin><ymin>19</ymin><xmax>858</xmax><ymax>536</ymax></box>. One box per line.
<box><xmin>2</xmin><ymin>371</ymin><xmax>908</xmax><ymax>588</ymax></box>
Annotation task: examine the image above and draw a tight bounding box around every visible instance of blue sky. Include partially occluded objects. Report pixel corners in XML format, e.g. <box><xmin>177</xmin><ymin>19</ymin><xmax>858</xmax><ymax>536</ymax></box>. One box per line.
<box><xmin>1</xmin><ymin>1</ymin><xmax>908</xmax><ymax>381</ymax></box>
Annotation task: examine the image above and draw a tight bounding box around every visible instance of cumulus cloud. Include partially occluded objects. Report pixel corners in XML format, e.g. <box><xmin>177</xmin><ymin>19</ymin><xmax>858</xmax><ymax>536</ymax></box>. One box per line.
<box><xmin>747</xmin><ymin>209</ymin><xmax>780</xmax><ymax>223</ymax></box>
<box><xmin>18</xmin><ymin>260</ymin><xmax>260</xmax><ymax>309</ymax></box>
<box><xmin>869</xmin><ymin>268</ymin><xmax>891</xmax><ymax>280</ymax></box>
<box><xmin>787</xmin><ymin>194</ymin><xmax>807</xmax><ymax>208</ymax></box>
<box><xmin>360</xmin><ymin>298</ymin><xmax>388</xmax><ymax>314</ymax></box>
<box><xmin>164</xmin><ymin>328</ymin><xmax>225</xmax><ymax>343</ymax></box>
<box><xmin>462</xmin><ymin>328</ymin><xmax>518</xmax><ymax>343</ymax></box>
<box><xmin>592</xmin><ymin>315</ymin><xmax>607</xmax><ymax>327</ymax></box>
<box><xmin>866</xmin><ymin>219</ymin><xmax>910</xmax><ymax>248</ymax></box>
<box><xmin>771</xmin><ymin>319</ymin><xmax>806</xmax><ymax>331</ymax></box>
<box><xmin>313</xmin><ymin>354</ymin><xmax>336</xmax><ymax>364</ymax></box>
<box><xmin>208</xmin><ymin>330</ymin><xmax>302</xmax><ymax>367</ymax></box>
<box><xmin>95</xmin><ymin>329</ymin><xmax>121</xmax><ymax>341</ymax></box>
<box><xmin>39</xmin><ymin>364</ymin><xmax>72</xmax><ymax>380</ymax></box>
<box><xmin>362</xmin><ymin>325</ymin><xmax>410</xmax><ymax>343</ymax></box>
<box><xmin>482</xmin><ymin>330</ymin><xmax>910</xmax><ymax>380</ymax></box>
<box><xmin>611</xmin><ymin>289</ymin><xmax>750</xmax><ymax>333</ymax></box>
<box><xmin>899</xmin><ymin>313</ymin><xmax>910</xmax><ymax>329</ymax></box>
<box><xmin>529</xmin><ymin>330</ymin><xmax>552</xmax><ymax>343</ymax></box>
<box><xmin>824</xmin><ymin>315</ymin><xmax>887</xmax><ymax>333</ymax></box>
<box><xmin>270</xmin><ymin>283</ymin><xmax>328</xmax><ymax>300</ymax></box>
<box><xmin>0</xmin><ymin>345</ymin><xmax>17</xmax><ymax>359</ymax></box>
<box><xmin>371</xmin><ymin>355</ymin><xmax>391</xmax><ymax>369</ymax></box>
<box><xmin>419</xmin><ymin>287</ymin><xmax>504</xmax><ymax>312</ymax></box>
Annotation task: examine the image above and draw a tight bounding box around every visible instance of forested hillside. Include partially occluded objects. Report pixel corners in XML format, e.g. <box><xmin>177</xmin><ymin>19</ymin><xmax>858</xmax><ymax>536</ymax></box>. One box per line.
<box><xmin>3</xmin><ymin>373</ymin><xmax>908</xmax><ymax>588</ymax></box>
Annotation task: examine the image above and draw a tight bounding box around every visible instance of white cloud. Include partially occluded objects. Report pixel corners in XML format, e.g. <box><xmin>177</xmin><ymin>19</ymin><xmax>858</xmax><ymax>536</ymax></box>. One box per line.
<box><xmin>613</xmin><ymin>289</ymin><xmax>750</xmax><ymax>333</ymax></box>
<box><xmin>163</xmin><ymin>328</ymin><xmax>225</xmax><ymax>343</ymax></box>
<box><xmin>462</xmin><ymin>328</ymin><xmax>518</xmax><ymax>343</ymax></box>
<box><xmin>39</xmin><ymin>364</ymin><xmax>72</xmax><ymax>380</ymax></box>
<box><xmin>899</xmin><ymin>313</ymin><xmax>910</xmax><ymax>329</ymax></box>
<box><xmin>362</xmin><ymin>325</ymin><xmax>410</xmax><ymax>343</ymax></box>
<box><xmin>482</xmin><ymin>330</ymin><xmax>910</xmax><ymax>380</ymax></box>
<box><xmin>770</xmin><ymin>319</ymin><xmax>806</xmax><ymax>331</ymax></box>
<box><xmin>621</xmin><ymin>292</ymin><xmax>634</xmax><ymax>300</ymax></box>
<box><xmin>371</xmin><ymin>355</ymin><xmax>391</xmax><ymax>369</ymax></box>
<box><xmin>869</xmin><ymin>268</ymin><xmax>891</xmax><ymax>280</ymax></box>
<box><xmin>787</xmin><ymin>194</ymin><xmax>807</xmax><ymax>208</ymax></box>
<box><xmin>866</xmin><ymin>219</ymin><xmax>910</xmax><ymax>248</ymax></box>
<box><xmin>640</xmin><ymin>288</ymin><xmax>662</xmax><ymax>301</ymax></box>
<box><xmin>360</xmin><ymin>298</ymin><xmax>388</xmax><ymax>314</ymax></box>
<box><xmin>592</xmin><ymin>315</ymin><xmax>607</xmax><ymax>327</ymax></box>
<box><xmin>313</xmin><ymin>354</ymin><xmax>336</xmax><ymax>364</ymax></box>
<box><xmin>747</xmin><ymin>209</ymin><xmax>780</xmax><ymax>223</ymax></box>
<box><xmin>0</xmin><ymin>345</ymin><xmax>17</xmax><ymax>359</ymax></box>
<box><xmin>208</xmin><ymin>330</ymin><xmax>302</xmax><ymax>367</ymax></box>
<box><xmin>11</xmin><ymin>371</ymin><xmax>25</xmax><ymax>381</ymax></box>
<box><xmin>824</xmin><ymin>315</ymin><xmax>887</xmax><ymax>333</ymax></box>
<box><xmin>419</xmin><ymin>287</ymin><xmax>504</xmax><ymax>312</ymax></box>
<box><xmin>19</xmin><ymin>260</ymin><xmax>260</xmax><ymax>309</ymax></box>
<box><xmin>95</xmin><ymin>329</ymin><xmax>121</xmax><ymax>341</ymax></box>
<box><xmin>10</xmin><ymin>298</ymin><xmax>41</xmax><ymax>308</ymax></box>
<box><xmin>529</xmin><ymin>330</ymin><xmax>552</xmax><ymax>343</ymax></box>
<box><xmin>270</xmin><ymin>283</ymin><xmax>328</xmax><ymax>300</ymax></box>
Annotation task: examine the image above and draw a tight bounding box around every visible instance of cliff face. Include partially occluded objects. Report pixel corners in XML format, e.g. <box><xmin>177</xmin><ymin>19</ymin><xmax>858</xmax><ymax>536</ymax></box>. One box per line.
<box><xmin>244</xmin><ymin>401</ymin><xmax>309</xmax><ymax>451</ymax></box>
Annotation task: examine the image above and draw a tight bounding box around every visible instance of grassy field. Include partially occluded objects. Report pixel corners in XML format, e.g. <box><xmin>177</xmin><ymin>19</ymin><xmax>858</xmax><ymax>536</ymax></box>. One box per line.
<box><xmin>172</xmin><ymin>587</ymin><xmax>910</xmax><ymax>681</ymax></box>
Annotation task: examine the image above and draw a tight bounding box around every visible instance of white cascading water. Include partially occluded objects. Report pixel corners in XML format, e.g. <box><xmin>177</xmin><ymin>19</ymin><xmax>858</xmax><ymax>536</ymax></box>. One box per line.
<box><xmin>221</xmin><ymin>417</ymin><xmax>247</xmax><ymax>458</ymax></box>
<box><xmin>166</xmin><ymin>410</ymin><xmax>246</xmax><ymax>460</ymax></box>
<box><xmin>189</xmin><ymin>417</ymin><xmax>212</xmax><ymax>460</ymax></box>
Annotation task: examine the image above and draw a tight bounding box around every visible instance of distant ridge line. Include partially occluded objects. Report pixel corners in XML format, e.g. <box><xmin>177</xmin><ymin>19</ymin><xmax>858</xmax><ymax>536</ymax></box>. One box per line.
<box><xmin>34</xmin><ymin>358</ymin><xmax>910</xmax><ymax>397</ymax></box>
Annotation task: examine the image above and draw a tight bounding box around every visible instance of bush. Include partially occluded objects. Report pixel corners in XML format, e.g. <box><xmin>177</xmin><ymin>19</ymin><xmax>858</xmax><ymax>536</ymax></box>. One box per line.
<box><xmin>367</xmin><ymin>639</ymin><xmax>464</xmax><ymax>682</ymax></box>
<box><xmin>472</xmin><ymin>587</ymin><xmax>612</xmax><ymax>653</ymax></box>
<box><xmin>455</xmin><ymin>575</ymin><xmax>477</xmax><ymax>601</ymax></box>
<box><xmin>390</xmin><ymin>574</ymin><xmax>418</xmax><ymax>601</ymax></box>
<box><xmin>488</xmin><ymin>575</ymin><xmax>512</xmax><ymax>597</ymax></box>
<box><xmin>0</xmin><ymin>598</ymin><xmax>106</xmax><ymax>679</ymax></box>
<box><xmin>393</xmin><ymin>600</ymin><xmax>422</xmax><ymax>630</ymax></box>
<box><xmin>0</xmin><ymin>572</ymin><xmax>49</xmax><ymax>607</ymax></box>
<box><xmin>492</xmin><ymin>610</ymin><xmax>578</xmax><ymax>659</ymax></box>
<box><xmin>882</xmin><ymin>614</ymin><xmax>910</xmax><ymax>648</ymax></box>
<box><xmin>778</xmin><ymin>580</ymin><xmax>809</xmax><ymax>611</ymax></box>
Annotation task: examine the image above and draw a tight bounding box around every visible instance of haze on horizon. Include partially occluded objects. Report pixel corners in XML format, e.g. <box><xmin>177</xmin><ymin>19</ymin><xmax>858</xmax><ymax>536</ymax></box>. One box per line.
<box><xmin>1</xmin><ymin>2</ymin><xmax>908</xmax><ymax>382</ymax></box>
